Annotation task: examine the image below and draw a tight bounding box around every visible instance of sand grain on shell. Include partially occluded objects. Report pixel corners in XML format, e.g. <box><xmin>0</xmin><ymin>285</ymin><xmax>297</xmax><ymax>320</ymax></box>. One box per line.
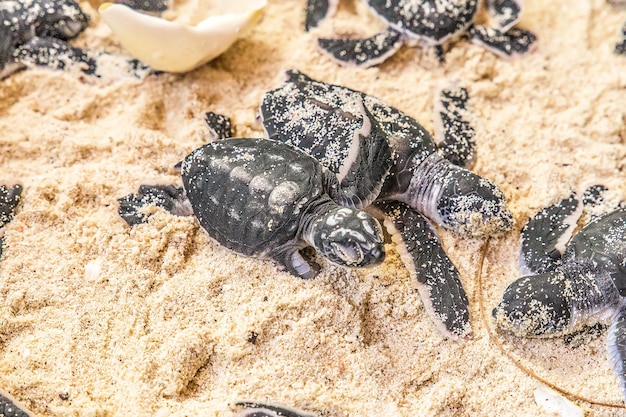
<box><xmin>1</xmin><ymin>0</ymin><xmax>626</xmax><ymax>416</ymax></box>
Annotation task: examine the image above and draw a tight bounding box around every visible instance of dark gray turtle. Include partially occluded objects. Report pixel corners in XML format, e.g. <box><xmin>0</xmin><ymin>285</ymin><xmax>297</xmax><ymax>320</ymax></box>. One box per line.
<box><xmin>119</xmin><ymin>137</ymin><xmax>386</xmax><ymax>279</ymax></box>
<box><xmin>0</xmin><ymin>183</ymin><xmax>23</xmax><ymax>259</ymax></box>
<box><xmin>0</xmin><ymin>0</ymin><xmax>154</xmax><ymax>79</ymax></box>
<box><xmin>308</xmin><ymin>0</ymin><xmax>536</xmax><ymax>66</ymax></box>
<box><xmin>493</xmin><ymin>186</ymin><xmax>626</xmax><ymax>399</ymax></box>
<box><xmin>259</xmin><ymin>70</ymin><xmax>513</xmax><ymax>339</ymax></box>
<box><xmin>0</xmin><ymin>0</ymin><xmax>89</xmax><ymax>77</ymax></box>
<box><xmin>234</xmin><ymin>401</ymin><xmax>317</xmax><ymax>417</ymax></box>
<box><xmin>0</xmin><ymin>388</ymin><xmax>33</xmax><ymax>417</ymax></box>
<box><xmin>260</xmin><ymin>71</ymin><xmax>512</xmax><ymax>238</ymax></box>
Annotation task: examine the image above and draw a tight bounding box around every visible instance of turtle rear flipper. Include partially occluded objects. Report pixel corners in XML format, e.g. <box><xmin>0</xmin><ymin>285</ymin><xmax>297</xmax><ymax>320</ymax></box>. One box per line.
<box><xmin>118</xmin><ymin>184</ymin><xmax>192</xmax><ymax>226</ymax></box>
<box><xmin>469</xmin><ymin>25</ymin><xmax>537</xmax><ymax>58</ymax></box>
<box><xmin>373</xmin><ymin>200</ymin><xmax>471</xmax><ymax>340</ymax></box>
<box><xmin>487</xmin><ymin>0</ymin><xmax>522</xmax><ymax>32</ymax></box>
<box><xmin>305</xmin><ymin>0</ymin><xmax>338</xmax><ymax>31</ymax></box>
<box><xmin>204</xmin><ymin>112</ymin><xmax>232</xmax><ymax>140</ymax></box>
<box><xmin>433</xmin><ymin>84</ymin><xmax>476</xmax><ymax>169</ymax></box>
<box><xmin>607</xmin><ymin>305</ymin><xmax>626</xmax><ymax>399</ymax></box>
<box><xmin>581</xmin><ymin>184</ymin><xmax>625</xmax><ymax>223</ymax></box>
<box><xmin>317</xmin><ymin>28</ymin><xmax>403</xmax><ymax>68</ymax></box>
<box><xmin>520</xmin><ymin>193</ymin><xmax>582</xmax><ymax>275</ymax></box>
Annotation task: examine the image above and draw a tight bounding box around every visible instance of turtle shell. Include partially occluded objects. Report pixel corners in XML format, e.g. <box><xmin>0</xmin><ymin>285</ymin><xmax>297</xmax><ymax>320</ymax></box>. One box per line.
<box><xmin>181</xmin><ymin>138</ymin><xmax>331</xmax><ymax>257</ymax></box>
<box><xmin>564</xmin><ymin>208</ymin><xmax>626</xmax><ymax>295</ymax></box>
<box><xmin>367</xmin><ymin>0</ymin><xmax>478</xmax><ymax>44</ymax></box>
<box><xmin>260</xmin><ymin>70</ymin><xmax>436</xmax><ymax>205</ymax></box>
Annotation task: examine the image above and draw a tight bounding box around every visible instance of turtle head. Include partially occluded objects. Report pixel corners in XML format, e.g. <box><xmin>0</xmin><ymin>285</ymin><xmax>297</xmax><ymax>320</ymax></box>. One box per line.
<box><xmin>306</xmin><ymin>207</ymin><xmax>385</xmax><ymax>269</ymax></box>
<box><xmin>492</xmin><ymin>271</ymin><xmax>572</xmax><ymax>337</ymax></box>
<box><xmin>437</xmin><ymin>170</ymin><xmax>513</xmax><ymax>237</ymax></box>
<box><xmin>35</xmin><ymin>0</ymin><xmax>90</xmax><ymax>40</ymax></box>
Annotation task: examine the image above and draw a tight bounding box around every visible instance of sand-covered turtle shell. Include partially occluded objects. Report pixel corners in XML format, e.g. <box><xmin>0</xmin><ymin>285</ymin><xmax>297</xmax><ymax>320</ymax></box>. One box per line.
<box><xmin>181</xmin><ymin>138</ymin><xmax>334</xmax><ymax>256</ymax></box>
<box><xmin>261</xmin><ymin>70</ymin><xmax>435</xmax><ymax>207</ymax></box>
<box><xmin>564</xmin><ymin>208</ymin><xmax>626</xmax><ymax>294</ymax></box>
<box><xmin>367</xmin><ymin>0</ymin><xmax>478</xmax><ymax>43</ymax></box>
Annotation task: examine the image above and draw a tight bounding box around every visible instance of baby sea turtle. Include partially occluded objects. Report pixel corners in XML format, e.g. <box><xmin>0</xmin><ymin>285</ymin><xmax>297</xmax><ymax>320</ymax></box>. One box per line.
<box><xmin>0</xmin><ymin>0</ymin><xmax>151</xmax><ymax>79</ymax></box>
<box><xmin>308</xmin><ymin>0</ymin><xmax>537</xmax><ymax>66</ymax></box>
<box><xmin>0</xmin><ymin>183</ymin><xmax>23</xmax><ymax>259</ymax></box>
<box><xmin>259</xmin><ymin>70</ymin><xmax>513</xmax><ymax>338</ymax></box>
<box><xmin>119</xmin><ymin>137</ymin><xmax>386</xmax><ymax>279</ymax></box>
<box><xmin>493</xmin><ymin>187</ymin><xmax>626</xmax><ymax>399</ymax></box>
<box><xmin>0</xmin><ymin>0</ymin><xmax>90</xmax><ymax>77</ymax></box>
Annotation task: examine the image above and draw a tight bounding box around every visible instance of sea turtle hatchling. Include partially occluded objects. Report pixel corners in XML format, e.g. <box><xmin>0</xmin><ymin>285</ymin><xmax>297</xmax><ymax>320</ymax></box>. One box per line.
<box><xmin>259</xmin><ymin>70</ymin><xmax>513</xmax><ymax>338</ymax></box>
<box><xmin>308</xmin><ymin>0</ymin><xmax>537</xmax><ymax>66</ymax></box>
<box><xmin>0</xmin><ymin>0</ymin><xmax>153</xmax><ymax>79</ymax></box>
<box><xmin>493</xmin><ymin>187</ymin><xmax>626</xmax><ymax>399</ymax></box>
<box><xmin>119</xmin><ymin>137</ymin><xmax>386</xmax><ymax>280</ymax></box>
<box><xmin>0</xmin><ymin>0</ymin><xmax>90</xmax><ymax>77</ymax></box>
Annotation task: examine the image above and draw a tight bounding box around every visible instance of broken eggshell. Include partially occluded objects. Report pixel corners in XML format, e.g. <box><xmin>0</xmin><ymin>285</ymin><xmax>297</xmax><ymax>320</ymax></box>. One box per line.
<box><xmin>98</xmin><ymin>0</ymin><xmax>266</xmax><ymax>72</ymax></box>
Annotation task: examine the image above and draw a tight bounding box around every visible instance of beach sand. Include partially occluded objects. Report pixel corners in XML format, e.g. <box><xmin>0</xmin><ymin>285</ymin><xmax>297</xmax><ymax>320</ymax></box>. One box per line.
<box><xmin>1</xmin><ymin>0</ymin><xmax>626</xmax><ymax>415</ymax></box>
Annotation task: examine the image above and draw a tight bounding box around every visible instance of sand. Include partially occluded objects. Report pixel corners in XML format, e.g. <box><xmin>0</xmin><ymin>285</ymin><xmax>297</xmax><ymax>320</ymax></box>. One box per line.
<box><xmin>0</xmin><ymin>0</ymin><xmax>625</xmax><ymax>415</ymax></box>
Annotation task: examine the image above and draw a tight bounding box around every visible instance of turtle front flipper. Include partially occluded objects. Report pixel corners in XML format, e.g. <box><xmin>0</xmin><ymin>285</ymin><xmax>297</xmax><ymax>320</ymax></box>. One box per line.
<box><xmin>608</xmin><ymin>305</ymin><xmax>626</xmax><ymax>399</ymax></box>
<box><xmin>235</xmin><ymin>401</ymin><xmax>318</xmax><ymax>417</ymax></box>
<box><xmin>118</xmin><ymin>184</ymin><xmax>193</xmax><ymax>226</ymax></box>
<box><xmin>272</xmin><ymin>243</ymin><xmax>319</xmax><ymax>280</ymax></box>
<box><xmin>469</xmin><ymin>25</ymin><xmax>537</xmax><ymax>58</ymax></box>
<box><xmin>372</xmin><ymin>200</ymin><xmax>471</xmax><ymax>339</ymax></box>
<box><xmin>433</xmin><ymin>84</ymin><xmax>476</xmax><ymax>169</ymax></box>
<box><xmin>305</xmin><ymin>0</ymin><xmax>339</xmax><ymax>31</ymax></box>
<box><xmin>520</xmin><ymin>193</ymin><xmax>582</xmax><ymax>275</ymax></box>
<box><xmin>317</xmin><ymin>27</ymin><xmax>403</xmax><ymax>68</ymax></box>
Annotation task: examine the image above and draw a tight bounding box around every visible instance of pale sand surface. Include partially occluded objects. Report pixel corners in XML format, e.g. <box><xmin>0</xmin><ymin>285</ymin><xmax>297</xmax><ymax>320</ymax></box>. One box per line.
<box><xmin>1</xmin><ymin>0</ymin><xmax>626</xmax><ymax>415</ymax></box>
